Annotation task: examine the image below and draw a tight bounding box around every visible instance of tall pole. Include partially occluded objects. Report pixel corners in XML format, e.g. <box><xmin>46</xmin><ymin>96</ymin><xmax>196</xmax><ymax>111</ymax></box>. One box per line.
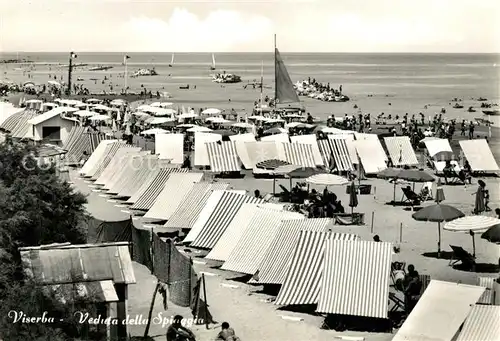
<box><xmin>67</xmin><ymin>52</ymin><xmax>73</xmax><ymax>96</ymax></box>
<box><xmin>259</xmin><ymin>60</ymin><xmax>264</xmax><ymax>115</ymax></box>
<box><xmin>124</xmin><ymin>58</ymin><xmax>128</xmax><ymax>94</ymax></box>
<box><xmin>273</xmin><ymin>34</ymin><xmax>277</xmax><ymax>106</ymax></box>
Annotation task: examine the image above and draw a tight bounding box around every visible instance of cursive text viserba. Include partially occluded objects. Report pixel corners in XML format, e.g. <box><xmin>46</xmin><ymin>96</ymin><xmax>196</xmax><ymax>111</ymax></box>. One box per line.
<box><xmin>8</xmin><ymin>311</ymin><xmax>55</xmax><ymax>324</ymax></box>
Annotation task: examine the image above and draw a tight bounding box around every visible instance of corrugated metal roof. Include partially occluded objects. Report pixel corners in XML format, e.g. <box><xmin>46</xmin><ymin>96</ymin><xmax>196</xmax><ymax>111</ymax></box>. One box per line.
<box><xmin>352</xmin><ymin>139</ymin><xmax>387</xmax><ymax>174</ymax></box>
<box><xmin>130</xmin><ymin>168</ymin><xmax>189</xmax><ymax>211</ymax></box>
<box><xmin>282</xmin><ymin>142</ymin><xmax>316</xmax><ymax>168</ymax></box>
<box><xmin>245</xmin><ymin>141</ymin><xmax>285</xmax><ymax>169</ymax></box>
<box><xmin>221</xmin><ymin>208</ymin><xmax>305</xmax><ymax>274</ymax></box>
<box><xmin>206</xmin><ymin>141</ymin><xmax>241</xmax><ymax>172</ymax></box>
<box><xmin>316</xmin><ymin>240</ymin><xmax>392</xmax><ymax>318</ymax></box>
<box><xmin>384</xmin><ymin>136</ymin><xmax>419</xmax><ymax>166</ymax></box>
<box><xmin>477</xmin><ymin>276</ymin><xmax>496</xmax><ymax>305</ymax></box>
<box><xmin>392</xmin><ymin>280</ymin><xmax>486</xmax><ymax>341</ymax></box>
<box><xmin>460</xmin><ymin>139</ymin><xmax>499</xmax><ymax>172</ymax></box>
<box><xmin>251</xmin><ymin>218</ymin><xmax>334</xmax><ymax>285</ymax></box>
<box><xmin>275</xmin><ymin>230</ymin><xmax>358</xmax><ymax>306</ymax></box>
<box><xmin>189</xmin><ymin>192</ymin><xmax>265</xmax><ymax>249</ymax></box>
<box><xmin>47</xmin><ymin>280</ymin><xmax>119</xmax><ymax>303</ymax></box>
<box><xmin>144</xmin><ymin>172</ymin><xmax>204</xmax><ymax>220</ymax></box>
<box><xmin>94</xmin><ymin>147</ymin><xmax>142</xmax><ymax>184</ymax></box>
<box><xmin>319</xmin><ymin>138</ymin><xmax>355</xmax><ymax>171</ymax></box>
<box><xmin>230</xmin><ymin>134</ymin><xmax>256</xmax><ymax>169</ymax></box>
<box><xmin>456</xmin><ymin>305</ymin><xmax>500</xmax><ymax>341</ymax></box>
<box><xmin>194</xmin><ymin>132</ymin><xmax>222</xmax><ymax>166</ymax></box>
<box><xmin>19</xmin><ymin>242</ymin><xmax>136</xmax><ymax>285</ymax></box>
<box><xmin>164</xmin><ymin>182</ymin><xmax>230</xmax><ymax>229</ymax></box>
<box><xmin>80</xmin><ymin>140</ymin><xmax>118</xmax><ymax>176</ymax></box>
<box><xmin>11</xmin><ymin>110</ymin><xmax>38</xmax><ymax>138</ymax></box>
<box><xmin>290</xmin><ymin>134</ymin><xmax>324</xmax><ymax>166</ymax></box>
<box><xmin>155</xmin><ymin>133</ymin><xmax>184</xmax><ymax>164</ymax></box>
<box><xmin>205</xmin><ymin>203</ymin><xmax>264</xmax><ymax>261</ymax></box>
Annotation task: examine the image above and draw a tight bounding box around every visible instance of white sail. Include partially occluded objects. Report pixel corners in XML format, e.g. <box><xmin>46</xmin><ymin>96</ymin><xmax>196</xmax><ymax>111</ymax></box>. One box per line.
<box><xmin>212</xmin><ymin>53</ymin><xmax>216</xmax><ymax>69</ymax></box>
<box><xmin>170</xmin><ymin>53</ymin><xmax>175</xmax><ymax>65</ymax></box>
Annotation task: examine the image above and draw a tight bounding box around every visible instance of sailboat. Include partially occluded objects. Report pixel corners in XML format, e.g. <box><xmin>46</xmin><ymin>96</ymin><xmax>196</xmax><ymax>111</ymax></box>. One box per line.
<box><xmin>271</xmin><ymin>35</ymin><xmax>303</xmax><ymax>113</ymax></box>
<box><xmin>168</xmin><ymin>53</ymin><xmax>174</xmax><ymax>67</ymax></box>
<box><xmin>210</xmin><ymin>53</ymin><xmax>216</xmax><ymax>71</ymax></box>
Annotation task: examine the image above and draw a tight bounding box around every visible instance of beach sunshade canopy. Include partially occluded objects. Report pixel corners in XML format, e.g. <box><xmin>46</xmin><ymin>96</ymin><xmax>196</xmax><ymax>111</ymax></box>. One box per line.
<box><xmin>481</xmin><ymin>224</ymin><xmax>500</xmax><ymax>244</ymax></box>
<box><xmin>176</xmin><ymin>124</ymin><xmax>196</xmax><ymax>128</ymax></box>
<box><xmin>202</xmin><ymin>108</ymin><xmax>221</xmax><ymax>115</ymax></box>
<box><xmin>433</xmin><ymin>151</ymin><xmax>457</xmax><ymax>161</ymax></box>
<box><xmin>444</xmin><ymin>215</ymin><xmax>500</xmax><ymax>256</ymax></box>
<box><xmin>248</xmin><ymin>115</ymin><xmax>268</xmax><ymax>121</ymax></box>
<box><xmin>206</xmin><ymin>117</ymin><xmax>230</xmax><ymax>124</ymax></box>
<box><xmin>92</xmin><ymin>104</ymin><xmax>111</xmax><ymax>111</ymax></box>
<box><xmin>186</xmin><ymin>126</ymin><xmax>212</xmax><ymax>132</ymax></box>
<box><xmin>396</xmin><ymin>169</ymin><xmax>435</xmax><ymax>182</ymax></box>
<box><xmin>177</xmin><ymin>113</ymin><xmax>199</xmax><ymax>119</ymax></box>
<box><xmin>141</xmin><ymin>128</ymin><xmax>169</xmax><ymax>135</ymax></box>
<box><xmin>273</xmin><ymin>164</ymin><xmax>302</xmax><ymax>175</ymax></box>
<box><xmin>89</xmin><ymin>114</ymin><xmax>111</xmax><ymax>121</ymax></box>
<box><xmin>413</xmin><ymin>203</ymin><xmax>465</xmax><ymax>257</ymax></box>
<box><xmin>377</xmin><ymin>167</ymin><xmax>401</xmax><ymax>179</ymax></box>
<box><xmin>256</xmin><ymin>159</ymin><xmax>290</xmax><ymax>170</ymax></box>
<box><xmin>306</xmin><ymin>174</ymin><xmax>349</xmax><ymax>186</ymax></box>
<box><xmin>149</xmin><ymin>117</ymin><xmax>175</xmax><ymax>125</ymax></box>
<box><xmin>232</xmin><ymin>122</ymin><xmax>253</xmax><ymax>129</ymax></box>
<box><xmin>209</xmin><ymin>129</ymin><xmax>236</xmax><ymax>137</ymax></box>
<box><xmin>286</xmin><ymin>167</ymin><xmax>326</xmax><ymax>179</ymax></box>
<box><xmin>75</xmin><ymin>110</ymin><xmax>97</xmax><ymax>117</ymax></box>
<box><xmin>263</xmin><ymin>127</ymin><xmax>287</xmax><ymax>135</ymax></box>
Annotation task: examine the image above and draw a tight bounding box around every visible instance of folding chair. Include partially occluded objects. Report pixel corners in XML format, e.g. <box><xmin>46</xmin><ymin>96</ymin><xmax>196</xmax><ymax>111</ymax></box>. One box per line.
<box><xmin>390</xmin><ymin>261</ymin><xmax>406</xmax><ymax>288</ymax></box>
<box><xmin>449</xmin><ymin>245</ymin><xmax>477</xmax><ymax>271</ymax></box>
<box><xmin>401</xmin><ymin>188</ymin><xmax>421</xmax><ymax>206</ymax></box>
<box><xmin>389</xmin><ymin>292</ymin><xmax>405</xmax><ymax>312</ymax></box>
<box><xmin>420</xmin><ymin>182</ymin><xmax>433</xmax><ymax>201</ymax></box>
<box><xmin>442</xmin><ymin>170</ymin><xmax>465</xmax><ymax>185</ymax></box>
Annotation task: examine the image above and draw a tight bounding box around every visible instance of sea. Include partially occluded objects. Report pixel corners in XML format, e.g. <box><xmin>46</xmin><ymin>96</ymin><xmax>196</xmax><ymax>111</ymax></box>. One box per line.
<box><xmin>2</xmin><ymin>52</ymin><xmax>500</xmax><ymax>125</ymax></box>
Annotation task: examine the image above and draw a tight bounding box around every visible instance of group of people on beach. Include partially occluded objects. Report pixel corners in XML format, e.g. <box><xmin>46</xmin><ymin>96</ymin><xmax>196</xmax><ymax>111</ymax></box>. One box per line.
<box><xmin>166</xmin><ymin>315</ymin><xmax>240</xmax><ymax>341</ymax></box>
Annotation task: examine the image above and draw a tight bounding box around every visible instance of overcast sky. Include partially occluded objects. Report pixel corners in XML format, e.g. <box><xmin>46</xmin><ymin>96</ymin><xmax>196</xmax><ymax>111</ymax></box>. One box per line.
<box><xmin>1</xmin><ymin>0</ymin><xmax>499</xmax><ymax>53</ymax></box>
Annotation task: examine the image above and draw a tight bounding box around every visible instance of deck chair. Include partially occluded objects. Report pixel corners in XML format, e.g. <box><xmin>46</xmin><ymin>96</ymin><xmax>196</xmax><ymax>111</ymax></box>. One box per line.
<box><xmin>441</xmin><ymin>169</ymin><xmax>465</xmax><ymax>185</ymax></box>
<box><xmin>449</xmin><ymin>245</ymin><xmax>476</xmax><ymax>271</ymax></box>
<box><xmin>401</xmin><ymin>187</ymin><xmax>421</xmax><ymax>205</ymax></box>
<box><xmin>420</xmin><ymin>182</ymin><xmax>433</xmax><ymax>201</ymax></box>
<box><xmin>333</xmin><ymin>213</ymin><xmax>364</xmax><ymax>225</ymax></box>
<box><xmin>389</xmin><ymin>292</ymin><xmax>405</xmax><ymax>312</ymax></box>
<box><xmin>262</xmin><ymin>193</ymin><xmax>274</xmax><ymax>202</ymax></box>
<box><xmin>390</xmin><ymin>261</ymin><xmax>406</xmax><ymax>288</ymax></box>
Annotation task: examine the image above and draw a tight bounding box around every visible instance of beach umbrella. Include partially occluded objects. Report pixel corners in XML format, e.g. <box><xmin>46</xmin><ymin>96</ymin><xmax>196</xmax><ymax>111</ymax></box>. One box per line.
<box><xmin>92</xmin><ymin>104</ymin><xmax>111</xmax><ymax>111</ymax></box>
<box><xmin>141</xmin><ymin>128</ymin><xmax>169</xmax><ymax>135</ymax></box>
<box><xmin>306</xmin><ymin>174</ymin><xmax>349</xmax><ymax>186</ymax></box>
<box><xmin>256</xmin><ymin>159</ymin><xmax>290</xmax><ymax>170</ymax></box>
<box><xmin>263</xmin><ymin>127</ymin><xmax>287</xmax><ymax>135</ymax></box>
<box><xmin>202</xmin><ymin>108</ymin><xmax>221</xmax><ymax>115</ymax></box>
<box><xmin>136</xmin><ymin>104</ymin><xmax>152</xmax><ymax>111</ymax></box>
<box><xmin>397</xmin><ymin>169</ymin><xmax>434</xmax><ymax>183</ymax></box>
<box><xmin>232</xmin><ymin>122</ymin><xmax>253</xmax><ymax>129</ymax></box>
<box><xmin>433</xmin><ymin>151</ymin><xmax>457</xmax><ymax>162</ymax></box>
<box><xmin>444</xmin><ymin>216</ymin><xmax>500</xmax><ymax>257</ymax></box>
<box><xmin>177</xmin><ymin>112</ymin><xmax>199</xmax><ymax>119</ymax></box>
<box><xmin>435</xmin><ymin>178</ymin><xmax>445</xmax><ymax>203</ymax></box>
<box><xmin>186</xmin><ymin>126</ymin><xmax>212</xmax><ymax>133</ymax></box>
<box><xmin>248</xmin><ymin>115</ymin><xmax>268</xmax><ymax>121</ymax></box>
<box><xmin>209</xmin><ymin>129</ymin><xmax>235</xmax><ymax>137</ymax></box>
<box><xmin>177</xmin><ymin>124</ymin><xmax>196</xmax><ymax>128</ymax></box>
<box><xmin>75</xmin><ymin>110</ymin><xmax>96</xmax><ymax>117</ymax></box>
<box><xmin>481</xmin><ymin>224</ymin><xmax>500</xmax><ymax>244</ymax></box>
<box><xmin>412</xmin><ymin>204</ymin><xmax>465</xmax><ymax>257</ymax></box>
<box><xmin>149</xmin><ymin>117</ymin><xmax>175</xmax><ymax>125</ymax></box>
<box><xmin>89</xmin><ymin>115</ymin><xmax>110</xmax><ymax>121</ymax></box>
<box><xmin>474</xmin><ymin>186</ymin><xmax>486</xmax><ymax>215</ymax></box>
<box><xmin>48</xmin><ymin>80</ymin><xmax>61</xmax><ymax>87</ymax></box>
<box><xmin>151</xmin><ymin>108</ymin><xmax>175</xmax><ymax>116</ymax></box>
<box><xmin>206</xmin><ymin>117</ymin><xmax>230</xmax><ymax>124</ymax></box>
<box><xmin>349</xmin><ymin>181</ymin><xmax>358</xmax><ymax>214</ymax></box>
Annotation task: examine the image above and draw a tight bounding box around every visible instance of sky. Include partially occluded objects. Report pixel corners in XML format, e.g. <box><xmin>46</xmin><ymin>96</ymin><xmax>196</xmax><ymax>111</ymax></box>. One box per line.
<box><xmin>1</xmin><ymin>0</ymin><xmax>499</xmax><ymax>53</ymax></box>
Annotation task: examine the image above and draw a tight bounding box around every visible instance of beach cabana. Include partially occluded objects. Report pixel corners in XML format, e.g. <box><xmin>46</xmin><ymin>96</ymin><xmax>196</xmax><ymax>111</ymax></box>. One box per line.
<box><xmin>27</xmin><ymin>107</ymin><xmax>79</xmax><ymax>143</ymax></box>
<box><xmin>384</xmin><ymin>136</ymin><xmax>419</xmax><ymax>167</ymax></box>
<box><xmin>290</xmin><ymin>134</ymin><xmax>324</xmax><ymax>166</ymax></box>
<box><xmin>102</xmin><ymin>152</ymin><xmax>148</xmax><ymax>192</ymax></box>
<box><xmin>205</xmin><ymin>141</ymin><xmax>241</xmax><ymax>173</ymax></box>
<box><xmin>459</xmin><ymin>139</ymin><xmax>499</xmax><ymax>173</ymax></box>
<box><xmin>316</xmin><ymin>240</ymin><xmax>392</xmax><ymax>319</ymax></box>
<box><xmin>249</xmin><ymin>218</ymin><xmax>334</xmax><ymax>285</ymax></box>
<box><xmin>424</xmin><ymin>138</ymin><xmax>461</xmax><ymax>173</ymax></box>
<box><xmin>194</xmin><ymin>132</ymin><xmax>222</xmax><ymax>167</ymax></box>
<box><xmin>87</xmin><ymin>142</ymin><xmax>131</xmax><ymax>180</ymax></box>
<box><xmin>108</xmin><ymin>153</ymin><xmax>156</xmax><ymax>196</ymax></box>
<box><xmin>118</xmin><ymin>155</ymin><xmax>163</xmax><ymax>198</ymax></box>
<box><xmin>94</xmin><ymin>147</ymin><xmax>142</xmax><ymax>185</ymax></box>
<box><xmin>392</xmin><ymin>280</ymin><xmax>485</xmax><ymax>341</ymax></box>
<box><xmin>143</xmin><ymin>172</ymin><xmax>204</xmax><ymax>221</ymax></box>
<box><xmin>281</xmin><ymin>142</ymin><xmax>316</xmax><ymax>168</ymax></box>
<box><xmin>163</xmin><ymin>182</ymin><xmax>230</xmax><ymax>230</ymax></box>
<box><xmin>275</xmin><ymin>230</ymin><xmax>359</xmax><ymax>306</ymax></box>
<box><xmin>204</xmin><ymin>203</ymin><xmax>282</xmax><ymax>261</ymax></box>
<box><xmin>352</xmin><ymin>139</ymin><xmax>387</xmax><ymax>174</ymax></box>
<box><xmin>221</xmin><ymin>208</ymin><xmax>304</xmax><ymax>275</ymax></box>
<box><xmin>317</xmin><ymin>137</ymin><xmax>354</xmax><ymax>172</ymax></box>
<box><xmin>229</xmin><ymin>133</ymin><xmax>256</xmax><ymax>169</ymax></box>
<box><xmin>155</xmin><ymin>133</ymin><xmax>184</xmax><ymax>164</ymax></box>
<box><xmin>188</xmin><ymin>192</ymin><xmax>265</xmax><ymax>249</ymax></box>
<box><xmin>63</xmin><ymin>126</ymin><xmax>110</xmax><ymax>165</ymax></box>
<box><xmin>80</xmin><ymin>139</ymin><xmax>116</xmax><ymax>175</ymax></box>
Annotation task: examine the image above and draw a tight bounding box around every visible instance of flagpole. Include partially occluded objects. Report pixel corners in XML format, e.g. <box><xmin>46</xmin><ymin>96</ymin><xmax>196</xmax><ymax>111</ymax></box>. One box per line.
<box><xmin>67</xmin><ymin>52</ymin><xmax>74</xmax><ymax>96</ymax></box>
<box><xmin>124</xmin><ymin>56</ymin><xmax>128</xmax><ymax>94</ymax></box>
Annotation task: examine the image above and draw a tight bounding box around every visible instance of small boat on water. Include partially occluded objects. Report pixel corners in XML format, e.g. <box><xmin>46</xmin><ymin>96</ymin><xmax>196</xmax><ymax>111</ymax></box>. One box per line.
<box><xmin>483</xmin><ymin>110</ymin><xmax>500</xmax><ymax>116</ymax></box>
<box><xmin>210</xmin><ymin>53</ymin><xmax>216</xmax><ymax>71</ymax></box>
<box><xmin>212</xmin><ymin>72</ymin><xmax>241</xmax><ymax>83</ymax></box>
<box><xmin>168</xmin><ymin>53</ymin><xmax>174</xmax><ymax>67</ymax></box>
<box><xmin>132</xmin><ymin>68</ymin><xmax>158</xmax><ymax>77</ymax></box>
<box><xmin>453</xmin><ymin>103</ymin><xmax>464</xmax><ymax>109</ymax></box>
<box><xmin>89</xmin><ymin>65</ymin><xmax>113</xmax><ymax>71</ymax></box>
<box><xmin>467</xmin><ymin>106</ymin><xmax>476</xmax><ymax>112</ymax></box>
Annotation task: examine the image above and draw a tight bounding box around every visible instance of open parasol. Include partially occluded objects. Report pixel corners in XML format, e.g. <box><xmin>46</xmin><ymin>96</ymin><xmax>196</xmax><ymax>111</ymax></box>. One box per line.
<box><xmin>412</xmin><ymin>204</ymin><xmax>465</xmax><ymax>257</ymax></box>
<box><xmin>481</xmin><ymin>223</ymin><xmax>500</xmax><ymax>244</ymax></box>
<box><xmin>306</xmin><ymin>173</ymin><xmax>349</xmax><ymax>186</ymax></box>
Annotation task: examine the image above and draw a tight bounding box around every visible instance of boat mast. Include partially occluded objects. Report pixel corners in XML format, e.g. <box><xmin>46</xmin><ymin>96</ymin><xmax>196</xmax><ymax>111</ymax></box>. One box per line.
<box><xmin>274</xmin><ymin>34</ymin><xmax>277</xmax><ymax>107</ymax></box>
<box><xmin>260</xmin><ymin>60</ymin><xmax>264</xmax><ymax>114</ymax></box>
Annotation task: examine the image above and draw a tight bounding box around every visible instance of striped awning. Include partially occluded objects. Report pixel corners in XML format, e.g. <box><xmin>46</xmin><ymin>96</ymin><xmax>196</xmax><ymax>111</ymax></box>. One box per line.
<box><xmin>0</xmin><ymin>110</ymin><xmax>26</xmax><ymax>132</ymax></box>
<box><xmin>318</xmin><ymin>138</ymin><xmax>354</xmax><ymax>171</ymax></box>
<box><xmin>384</xmin><ymin>136</ymin><xmax>419</xmax><ymax>166</ymax></box>
<box><xmin>94</xmin><ymin>147</ymin><xmax>142</xmax><ymax>185</ymax></box>
<box><xmin>164</xmin><ymin>182</ymin><xmax>230</xmax><ymax>229</ymax></box>
<box><xmin>460</xmin><ymin>139</ymin><xmax>499</xmax><ymax>172</ymax></box>
<box><xmin>221</xmin><ymin>209</ymin><xmax>305</xmax><ymax>274</ymax></box>
<box><xmin>353</xmin><ymin>139</ymin><xmax>387</xmax><ymax>174</ymax></box>
<box><xmin>85</xmin><ymin>142</ymin><xmax>127</xmax><ymax>179</ymax></box>
<box><xmin>11</xmin><ymin>110</ymin><xmax>38</xmax><ymax>138</ymax></box>
<box><xmin>230</xmin><ymin>133</ymin><xmax>256</xmax><ymax>169</ymax></box>
<box><xmin>206</xmin><ymin>141</ymin><xmax>241</xmax><ymax>173</ymax></box>
<box><xmin>392</xmin><ymin>280</ymin><xmax>486</xmax><ymax>341</ymax></box>
<box><xmin>282</xmin><ymin>142</ymin><xmax>316</xmax><ymax>168</ymax></box>
<box><xmin>477</xmin><ymin>277</ymin><xmax>496</xmax><ymax>305</ymax></box>
<box><xmin>290</xmin><ymin>134</ymin><xmax>324</xmax><ymax>166</ymax></box>
<box><xmin>104</xmin><ymin>153</ymin><xmax>145</xmax><ymax>192</ymax></box>
<box><xmin>92</xmin><ymin>144</ymin><xmax>137</xmax><ymax>182</ymax></box>
<box><xmin>444</xmin><ymin>216</ymin><xmax>500</xmax><ymax>232</ymax></box>
<box><xmin>316</xmin><ymin>240</ymin><xmax>392</xmax><ymax>318</ymax></box>
<box><xmin>194</xmin><ymin>132</ymin><xmax>222</xmax><ymax>166</ymax></box>
<box><xmin>275</xmin><ymin>230</ymin><xmax>358</xmax><ymax>306</ymax></box>
<box><xmin>64</xmin><ymin>126</ymin><xmax>110</xmax><ymax>165</ymax></box>
<box><xmin>80</xmin><ymin>140</ymin><xmax>117</xmax><ymax>176</ymax></box>
<box><xmin>190</xmin><ymin>192</ymin><xmax>265</xmax><ymax>249</ymax></box>
<box><xmin>456</xmin><ymin>305</ymin><xmax>500</xmax><ymax>340</ymax></box>
<box><xmin>125</xmin><ymin>163</ymin><xmax>179</xmax><ymax>204</ymax></box>
<box><xmin>144</xmin><ymin>172</ymin><xmax>204</xmax><ymax>220</ymax></box>
<box><xmin>250</xmin><ymin>218</ymin><xmax>334</xmax><ymax>284</ymax></box>
<box><xmin>118</xmin><ymin>157</ymin><xmax>160</xmax><ymax>197</ymax></box>
<box><xmin>130</xmin><ymin>168</ymin><xmax>188</xmax><ymax>210</ymax></box>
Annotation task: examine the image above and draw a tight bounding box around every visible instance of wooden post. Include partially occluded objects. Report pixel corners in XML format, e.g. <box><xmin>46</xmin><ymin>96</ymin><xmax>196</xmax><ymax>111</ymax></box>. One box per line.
<box><xmin>370</xmin><ymin>211</ymin><xmax>375</xmax><ymax>233</ymax></box>
<box><xmin>202</xmin><ymin>274</ymin><xmax>209</xmax><ymax>330</ymax></box>
<box><xmin>399</xmin><ymin>222</ymin><xmax>403</xmax><ymax>243</ymax></box>
<box><xmin>150</xmin><ymin>226</ymin><xmax>154</xmax><ymax>275</ymax></box>
<box><xmin>143</xmin><ymin>281</ymin><xmax>160</xmax><ymax>338</ymax></box>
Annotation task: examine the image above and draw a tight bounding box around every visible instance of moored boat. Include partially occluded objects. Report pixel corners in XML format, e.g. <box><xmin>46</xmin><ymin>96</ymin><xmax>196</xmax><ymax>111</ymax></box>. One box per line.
<box><xmin>482</xmin><ymin>109</ymin><xmax>500</xmax><ymax>115</ymax></box>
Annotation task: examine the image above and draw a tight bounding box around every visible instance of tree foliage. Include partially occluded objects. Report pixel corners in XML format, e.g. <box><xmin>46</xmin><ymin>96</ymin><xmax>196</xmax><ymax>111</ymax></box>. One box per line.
<box><xmin>0</xmin><ymin>140</ymin><xmax>95</xmax><ymax>340</ymax></box>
